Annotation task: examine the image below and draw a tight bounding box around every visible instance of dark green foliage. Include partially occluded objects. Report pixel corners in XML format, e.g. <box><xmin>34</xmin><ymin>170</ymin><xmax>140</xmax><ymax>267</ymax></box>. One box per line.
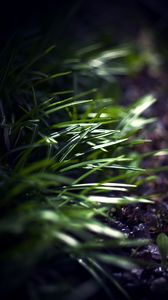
<box><xmin>156</xmin><ymin>233</ymin><xmax>168</xmax><ymax>269</ymax></box>
<box><xmin>0</xmin><ymin>39</ymin><xmax>156</xmax><ymax>300</ymax></box>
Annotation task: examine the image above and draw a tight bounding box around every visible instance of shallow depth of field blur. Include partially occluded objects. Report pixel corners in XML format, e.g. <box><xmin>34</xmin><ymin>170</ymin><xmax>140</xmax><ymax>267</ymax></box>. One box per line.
<box><xmin>1</xmin><ymin>1</ymin><xmax>168</xmax><ymax>300</ymax></box>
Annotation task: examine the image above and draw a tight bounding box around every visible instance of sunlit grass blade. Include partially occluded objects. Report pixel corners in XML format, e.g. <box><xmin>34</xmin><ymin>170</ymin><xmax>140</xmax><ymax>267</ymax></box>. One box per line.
<box><xmin>88</xmin><ymin>195</ymin><xmax>153</xmax><ymax>205</ymax></box>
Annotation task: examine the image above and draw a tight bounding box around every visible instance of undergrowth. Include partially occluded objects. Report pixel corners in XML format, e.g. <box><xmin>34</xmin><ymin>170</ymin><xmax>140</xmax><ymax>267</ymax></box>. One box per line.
<box><xmin>0</xmin><ymin>38</ymin><xmax>157</xmax><ymax>300</ymax></box>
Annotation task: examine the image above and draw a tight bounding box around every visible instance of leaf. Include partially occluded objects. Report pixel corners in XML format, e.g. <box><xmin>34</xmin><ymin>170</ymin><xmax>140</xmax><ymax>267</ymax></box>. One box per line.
<box><xmin>154</xmin><ymin>150</ymin><xmax>168</xmax><ymax>156</ymax></box>
<box><xmin>85</xmin><ymin>221</ymin><xmax>124</xmax><ymax>239</ymax></box>
<box><xmin>92</xmin><ymin>138</ymin><xmax>128</xmax><ymax>150</ymax></box>
<box><xmin>17</xmin><ymin>159</ymin><xmax>53</xmax><ymax>176</ymax></box>
<box><xmin>53</xmin><ymin>232</ymin><xmax>80</xmax><ymax>247</ymax></box>
<box><xmin>45</xmin><ymin>99</ymin><xmax>93</xmax><ymax>115</ymax></box>
<box><xmin>60</xmin><ymin>156</ymin><xmax>130</xmax><ymax>172</ymax></box>
<box><xmin>156</xmin><ymin>233</ymin><xmax>168</xmax><ymax>268</ymax></box>
<box><xmin>94</xmin><ymin>254</ymin><xmax>137</xmax><ymax>270</ymax></box>
<box><xmin>88</xmin><ymin>195</ymin><xmax>153</xmax><ymax>205</ymax></box>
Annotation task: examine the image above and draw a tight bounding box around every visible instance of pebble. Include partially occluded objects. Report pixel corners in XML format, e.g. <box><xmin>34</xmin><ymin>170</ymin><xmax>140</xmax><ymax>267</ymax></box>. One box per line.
<box><xmin>150</xmin><ymin>277</ymin><xmax>167</xmax><ymax>293</ymax></box>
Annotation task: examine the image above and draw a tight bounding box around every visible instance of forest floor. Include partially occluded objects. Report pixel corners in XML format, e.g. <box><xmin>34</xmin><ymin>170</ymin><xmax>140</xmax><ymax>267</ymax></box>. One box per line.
<box><xmin>109</xmin><ymin>68</ymin><xmax>168</xmax><ymax>300</ymax></box>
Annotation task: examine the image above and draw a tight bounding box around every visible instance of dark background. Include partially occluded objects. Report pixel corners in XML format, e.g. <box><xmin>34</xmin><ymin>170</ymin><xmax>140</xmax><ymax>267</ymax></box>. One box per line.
<box><xmin>1</xmin><ymin>0</ymin><xmax>168</xmax><ymax>47</ymax></box>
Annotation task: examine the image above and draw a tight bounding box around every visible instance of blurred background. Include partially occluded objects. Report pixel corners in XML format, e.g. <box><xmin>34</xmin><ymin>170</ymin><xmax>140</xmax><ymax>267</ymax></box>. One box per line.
<box><xmin>1</xmin><ymin>0</ymin><xmax>168</xmax><ymax>123</ymax></box>
<box><xmin>1</xmin><ymin>0</ymin><xmax>168</xmax><ymax>46</ymax></box>
<box><xmin>1</xmin><ymin>0</ymin><xmax>168</xmax><ymax>116</ymax></box>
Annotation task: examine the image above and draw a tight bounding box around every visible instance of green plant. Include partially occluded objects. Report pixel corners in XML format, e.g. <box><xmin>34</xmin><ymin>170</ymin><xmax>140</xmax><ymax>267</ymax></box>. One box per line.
<box><xmin>156</xmin><ymin>233</ymin><xmax>168</xmax><ymax>269</ymax></box>
<box><xmin>0</xmin><ymin>40</ymin><xmax>156</xmax><ymax>300</ymax></box>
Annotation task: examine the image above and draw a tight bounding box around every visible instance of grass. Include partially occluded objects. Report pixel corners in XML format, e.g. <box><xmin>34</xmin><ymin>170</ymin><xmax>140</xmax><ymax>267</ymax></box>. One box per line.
<box><xmin>0</xmin><ymin>37</ymin><xmax>157</xmax><ymax>300</ymax></box>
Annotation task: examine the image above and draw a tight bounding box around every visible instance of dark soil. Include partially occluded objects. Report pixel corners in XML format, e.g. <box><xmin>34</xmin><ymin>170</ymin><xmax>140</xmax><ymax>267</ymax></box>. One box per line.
<box><xmin>107</xmin><ymin>67</ymin><xmax>168</xmax><ymax>300</ymax></box>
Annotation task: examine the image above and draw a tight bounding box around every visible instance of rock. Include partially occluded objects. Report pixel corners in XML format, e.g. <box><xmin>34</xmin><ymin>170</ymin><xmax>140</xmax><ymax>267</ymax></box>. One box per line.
<box><xmin>150</xmin><ymin>277</ymin><xmax>168</xmax><ymax>293</ymax></box>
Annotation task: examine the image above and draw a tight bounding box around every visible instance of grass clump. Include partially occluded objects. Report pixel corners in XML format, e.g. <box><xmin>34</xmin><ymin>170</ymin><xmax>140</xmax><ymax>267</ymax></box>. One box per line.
<box><xmin>0</xmin><ymin>40</ymin><xmax>155</xmax><ymax>300</ymax></box>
